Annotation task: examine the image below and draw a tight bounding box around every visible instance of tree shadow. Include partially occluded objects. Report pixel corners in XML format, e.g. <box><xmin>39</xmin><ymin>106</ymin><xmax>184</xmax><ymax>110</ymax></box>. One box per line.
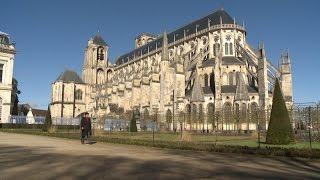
<box><xmin>0</xmin><ymin>144</ymin><xmax>319</xmax><ymax>179</ymax></box>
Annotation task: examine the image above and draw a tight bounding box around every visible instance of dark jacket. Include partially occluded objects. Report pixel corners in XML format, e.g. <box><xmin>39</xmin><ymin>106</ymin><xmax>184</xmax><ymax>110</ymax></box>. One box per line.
<box><xmin>81</xmin><ymin>117</ymin><xmax>91</xmax><ymax>131</ymax></box>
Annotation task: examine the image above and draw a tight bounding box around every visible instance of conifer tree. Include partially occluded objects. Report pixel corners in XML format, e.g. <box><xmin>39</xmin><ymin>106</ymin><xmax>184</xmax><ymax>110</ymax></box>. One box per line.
<box><xmin>130</xmin><ymin>109</ymin><xmax>138</xmax><ymax>132</ymax></box>
<box><xmin>266</xmin><ymin>78</ymin><xmax>294</xmax><ymax>144</ymax></box>
<box><xmin>43</xmin><ymin>105</ymin><xmax>52</xmax><ymax>132</ymax></box>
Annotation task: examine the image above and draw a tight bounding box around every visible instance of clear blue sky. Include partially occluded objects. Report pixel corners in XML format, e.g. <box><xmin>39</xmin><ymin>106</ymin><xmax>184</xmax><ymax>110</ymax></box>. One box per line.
<box><xmin>1</xmin><ymin>0</ymin><xmax>319</xmax><ymax>108</ymax></box>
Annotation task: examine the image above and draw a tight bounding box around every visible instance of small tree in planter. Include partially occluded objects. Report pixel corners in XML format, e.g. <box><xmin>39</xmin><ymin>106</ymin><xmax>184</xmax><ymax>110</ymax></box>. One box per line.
<box><xmin>42</xmin><ymin>105</ymin><xmax>52</xmax><ymax>132</ymax></box>
<box><xmin>266</xmin><ymin>78</ymin><xmax>294</xmax><ymax>145</ymax></box>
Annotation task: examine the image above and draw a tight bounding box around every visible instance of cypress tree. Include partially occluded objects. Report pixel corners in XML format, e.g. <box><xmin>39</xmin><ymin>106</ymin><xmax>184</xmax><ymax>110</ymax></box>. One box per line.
<box><xmin>130</xmin><ymin>109</ymin><xmax>138</xmax><ymax>132</ymax></box>
<box><xmin>43</xmin><ymin>105</ymin><xmax>52</xmax><ymax>132</ymax></box>
<box><xmin>266</xmin><ymin>78</ymin><xmax>294</xmax><ymax>144</ymax></box>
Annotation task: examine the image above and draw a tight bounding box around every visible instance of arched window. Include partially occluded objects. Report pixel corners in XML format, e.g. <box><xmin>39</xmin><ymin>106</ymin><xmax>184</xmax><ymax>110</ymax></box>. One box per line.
<box><xmin>204</xmin><ymin>74</ymin><xmax>209</xmax><ymax>87</ymax></box>
<box><xmin>225</xmin><ymin>42</ymin><xmax>229</xmax><ymax>55</ymax></box>
<box><xmin>213</xmin><ymin>43</ymin><xmax>220</xmax><ymax>57</ymax></box>
<box><xmin>97</xmin><ymin>69</ymin><xmax>105</xmax><ymax>85</ymax></box>
<box><xmin>75</xmin><ymin>89</ymin><xmax>82</xmax><ymax>100</ymax></box>
<box><xmin>0</xmin><ymin>97</ymin><xmax>2</xmax><ymax>121</ymax></box>
<box><xmin>97</xmin><ymin>47</ymin><xmax>105</xmax><ymax>60</ymax></box>
<box><xmin>229</xmin><ymin>43</ymin><xmax>233</xmax><ymax>55</ymax></box>
<box><xmin>166</xmin><ymin>109</ymin><xmax>172</xmax><ymax>124</ymax></box>
<box><xmin>107</xmin><ymin>69</ymin><xmax>113</xmax><ymax>82</ymax></box>
<box><xmin>250</xmin><ymin>102</ymin><xmax>258</xmax><ymax>123</ymax></box>
<box><xmin>223</xmin><ymin>103</ymin><xmax>232</xmax><ymax>123</ymax></box>
<box><xmin>209</xmin><ymin>73</ymin><xmax>215</xmax><ymax>94</ymax></box>
<box><xmin>241</xmin><ymin>103</ymin><xmax>247</xmax><ymax>123</ymax></box>
<box><xmin>207</xmin><ymin>103</ymin><xmax>215</xmax><ymax>129</ymax></box>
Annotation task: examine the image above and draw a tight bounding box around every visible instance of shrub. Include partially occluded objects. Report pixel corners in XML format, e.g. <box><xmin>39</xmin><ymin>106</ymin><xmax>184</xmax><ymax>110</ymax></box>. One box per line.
<box><xmin>130</xmin><ymin>110</ymin><xmax>138</xmax><ymax>132</ymax></box>
<box><xmin>266</xmin><ymin>78</ymin><xmax>294</xmax><ymax>145</ymax></box>
<box><xmin>42</xmin><ymin>105</ymin><xmax>52</xmax><ymax>132</ymax></box>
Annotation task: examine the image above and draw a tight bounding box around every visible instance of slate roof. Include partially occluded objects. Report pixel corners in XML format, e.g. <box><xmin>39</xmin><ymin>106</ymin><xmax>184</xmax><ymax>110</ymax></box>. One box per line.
<box><xmin>221</xmin><ymin>85</ymin><xmax>258</xmax><ymax>93</ymax></box>
<box><xmin>115</xmin><ymin>9</ymin><xmax>235</xmax><ymax>66</ymax></box>
<box><xmin>93</xmin><ymin>35</ymin><xmax>108</xmax><ymax>46</ymax></box>
<box><xmin>201</xmin><ymin>58</ymin><xmax>215</xmax><ymax>68</ymax></box>
<box><xmin>56</xmin><ymin>70</ymin><xmax>84</xmax><ymax>84</ymax></box>
<box><xmin>222</xmin><ymin>56</ymin><xmax>244</xmax><ymax>65</ymax></box>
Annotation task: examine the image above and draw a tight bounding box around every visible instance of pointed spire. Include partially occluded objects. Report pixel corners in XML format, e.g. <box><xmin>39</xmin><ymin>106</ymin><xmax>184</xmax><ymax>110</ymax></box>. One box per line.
<box><xmin>258</xmin><ymin>42</ymin><xmax>266</xmax><ymax>58</ymax></box>
<box><xmin>161</xmin><ymin>31</ymin><xmax>169</xmax><ymax>61</ymax></box>
<box><xmin>281</xmin><ymin>50</ymin><xmax>291</xmax><ymax>64</ymax></box>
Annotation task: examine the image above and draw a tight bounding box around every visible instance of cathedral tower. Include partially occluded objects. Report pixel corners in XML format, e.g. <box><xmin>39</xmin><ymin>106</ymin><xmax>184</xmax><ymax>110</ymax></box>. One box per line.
<box><xmin>280</xmin><ymin>52</ymin><xmax>293</xmax><ymax>108</ymax></box>
<box><xmin>82</xmin><ymin>34</ymin><xmax>109</xmax><ymax>85</ymax></box>
<box><xmin>82</xmin><ymin>33</ymin><xmax>109</xmax><ymax>115</ymax></box>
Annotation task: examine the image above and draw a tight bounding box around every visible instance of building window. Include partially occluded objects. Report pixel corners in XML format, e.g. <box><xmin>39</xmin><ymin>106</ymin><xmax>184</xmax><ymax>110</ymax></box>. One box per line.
<box><xmin>0</xmin><ymin>64</ymin><xmax>3</xmax><ymax>83</ymax></box>
<box><xmin>97</xmin><ymin>69</ymin><xmax>105</xmax><ymax>84</ymax></box>
<box><xmin>75</xmin><ymin>89</ymin><xmax>83</xmax><ymax>100</ymax></box>
<box><xmin>229</xmin><ymin>43</ymin><xmax>233</xmax><ymax>55</ymax></box>
<box><xmin>213</xmin><ymin>43</ymin><xmax>220</xmax><ymax>57</ymax></box>
<box><xmin>97</xmin><ymin>47</ymin><xmax>104</xmax><ymax>60</ymax></box>
<box><xmin>225</xmin><ymin>42</ymin><xmax>229</xmax><ymax>55</ymax></box>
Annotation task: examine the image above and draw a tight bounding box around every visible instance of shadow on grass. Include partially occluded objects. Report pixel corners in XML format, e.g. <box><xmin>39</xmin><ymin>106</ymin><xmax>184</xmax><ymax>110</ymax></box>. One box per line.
<box><xmin>1</xmin><ymin>143</ymin><xmax>320</xmax><ymax>179</ymax></box>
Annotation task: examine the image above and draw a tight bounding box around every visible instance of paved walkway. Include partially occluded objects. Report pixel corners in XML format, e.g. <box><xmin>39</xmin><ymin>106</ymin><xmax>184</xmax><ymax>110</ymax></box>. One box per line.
<box><xmin>0</xmin><ymin>132</ymin><xmax>320</xmax><ymax>179</ymax></box>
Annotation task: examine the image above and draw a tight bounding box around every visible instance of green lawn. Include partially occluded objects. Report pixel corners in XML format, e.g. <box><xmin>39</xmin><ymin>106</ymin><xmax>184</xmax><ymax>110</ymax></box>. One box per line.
<box><xmin>97</xmin><ymin>131</ymin><xmax>320</xmax><ymax>149</ymax></box>
<box><xmin>1</xmin><ymin>128</ymin><xmax>320</xmax><ymax>150</ymax></box>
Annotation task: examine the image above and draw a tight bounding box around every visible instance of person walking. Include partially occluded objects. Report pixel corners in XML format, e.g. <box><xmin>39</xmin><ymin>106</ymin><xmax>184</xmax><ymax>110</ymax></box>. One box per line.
<box><xmin>81</xmin><ymin>112</ymin><xmax>92</xmax><ymax>144</ymax></box>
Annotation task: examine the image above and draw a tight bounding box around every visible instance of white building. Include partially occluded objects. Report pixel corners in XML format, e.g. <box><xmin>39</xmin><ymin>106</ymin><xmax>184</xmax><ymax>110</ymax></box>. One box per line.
<box><xmin>0</xmin><ymin>31</ymin><xmax>15</xmax><ymax>123</ymax></box>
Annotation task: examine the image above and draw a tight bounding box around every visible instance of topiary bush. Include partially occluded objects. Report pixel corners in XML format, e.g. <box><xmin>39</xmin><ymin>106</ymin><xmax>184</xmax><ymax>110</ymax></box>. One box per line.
<box><xmin>266</xmin><ymin>78</ymin><xmax>294</xmax><ymax>145</ymax></box>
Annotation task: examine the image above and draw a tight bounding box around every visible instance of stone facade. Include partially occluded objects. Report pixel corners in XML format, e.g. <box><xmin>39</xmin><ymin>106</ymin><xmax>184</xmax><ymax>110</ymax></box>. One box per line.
<box><xmin>51</xmin><ymin>9</ymin><xmax>293</xmax><ymax>130</ymax></box>
<box><xmin>0</xmin><ymin>31</ymin><xmax>15</xmax><ymax>123</ymax></box>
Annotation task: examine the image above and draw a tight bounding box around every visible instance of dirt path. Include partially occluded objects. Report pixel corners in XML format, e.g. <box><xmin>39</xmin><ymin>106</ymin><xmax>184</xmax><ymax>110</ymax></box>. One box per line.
<box><xmin>0</xmin><ymin>132</ymin><xmax>320</xmax><ymax>179</ymax></box>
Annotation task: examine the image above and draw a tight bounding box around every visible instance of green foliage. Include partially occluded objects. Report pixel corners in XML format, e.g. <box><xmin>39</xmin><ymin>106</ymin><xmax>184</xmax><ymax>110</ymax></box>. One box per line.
<box><xmin>42</xmin><ymin>105</ymin><xmax>52</xmax><ymax>132</ymax></box>
<box><xmin>130</xmin><ymin>110</ymin><xmax>138</xmax><ymax>132</ymax></box>
<box><xmin>266</xmin><ymin>78</ymin><xmax>294</xmax><ymax>145</ymax></box>
<box><xmin>10</xmin><ymin>78</ymin><xmax>20</xmax><ymax>115</ymax></box>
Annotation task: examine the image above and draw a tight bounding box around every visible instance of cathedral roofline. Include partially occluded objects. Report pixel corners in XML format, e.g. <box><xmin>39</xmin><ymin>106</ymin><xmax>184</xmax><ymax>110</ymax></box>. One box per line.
<box><xmin>115</xmin><ymin>9</ymin><xmax>241</xmax><ymax>66</ymax></box>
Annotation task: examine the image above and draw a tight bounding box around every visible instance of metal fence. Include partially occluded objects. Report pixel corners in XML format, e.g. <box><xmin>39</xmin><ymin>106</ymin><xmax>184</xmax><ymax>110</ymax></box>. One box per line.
<box><xmin>8</xmin><ymin>115</ymin><xmax>45</xmax><ymax>124</ymax></box>
<box><xmin>51</xmin><ymin>117</ymin><xmax>80</xmax><ymax>125</ymax></box>
<box><xmin>2</xmin><ymin>102</ymin><xmax>319</xmax><ymax>149</ymax></box>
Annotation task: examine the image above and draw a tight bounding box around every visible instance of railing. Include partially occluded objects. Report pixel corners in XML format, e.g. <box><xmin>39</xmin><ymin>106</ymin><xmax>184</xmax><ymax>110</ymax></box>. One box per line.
<box><xmin>51</xmin><ymin>117</ymin><xmax>80</xmax><ymax>125</ymax></box>
<box><xmin>8</xmin><ymin>115</ymin><xmax>45</xmax><ymax>124</ymax></box>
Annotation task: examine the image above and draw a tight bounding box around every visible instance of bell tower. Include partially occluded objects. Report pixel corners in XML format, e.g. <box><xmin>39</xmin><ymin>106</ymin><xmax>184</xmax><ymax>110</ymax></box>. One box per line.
<box><xmin>82</xmin><ymin>33</ymin><xmax>109</xmax><ymax>85</ymax></box>
<box><xmin>82</xmin><ymin>33</ymin><xmax>109</xmax><ymax>116</ymax></box>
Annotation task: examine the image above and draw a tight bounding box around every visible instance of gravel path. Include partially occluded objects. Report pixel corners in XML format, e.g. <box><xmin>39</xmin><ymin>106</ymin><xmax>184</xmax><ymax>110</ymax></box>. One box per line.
<box><xmin>0</xmin><ymin>132</ymin><xmax>320</xmax><ymax>179</ymax></box>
